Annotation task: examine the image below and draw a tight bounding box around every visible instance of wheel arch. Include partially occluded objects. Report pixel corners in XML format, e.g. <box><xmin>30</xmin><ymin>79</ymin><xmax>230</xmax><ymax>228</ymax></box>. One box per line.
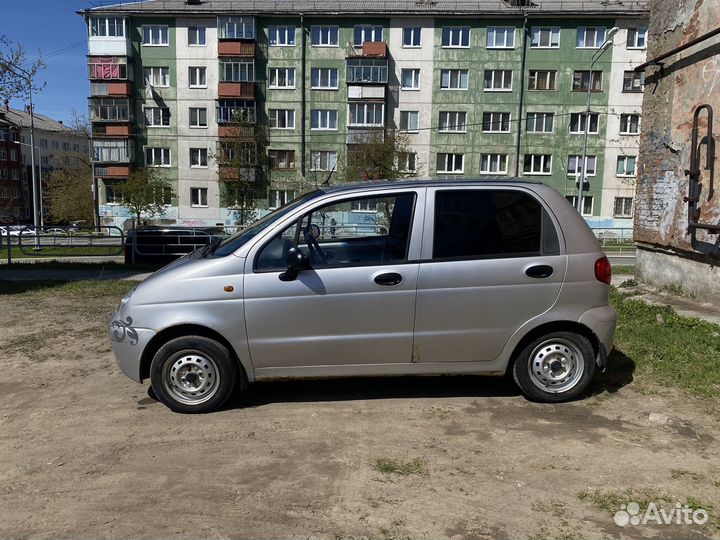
<box><xmin>140</xmin><ymin>324</ymin><xmax>250</xmax><ymax>387</ymax></box>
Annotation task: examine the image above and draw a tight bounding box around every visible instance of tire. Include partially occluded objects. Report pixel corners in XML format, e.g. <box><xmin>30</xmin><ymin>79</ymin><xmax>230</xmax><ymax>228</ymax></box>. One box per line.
<box><xmin>150</xmin><ymin>335</ymin><xmax>240</xmax><ymax>413</ymax></box>
<box><xmin>512</xmin><ymin>331</ymin><xmax>595</xmax><ymax>403</ymax></box>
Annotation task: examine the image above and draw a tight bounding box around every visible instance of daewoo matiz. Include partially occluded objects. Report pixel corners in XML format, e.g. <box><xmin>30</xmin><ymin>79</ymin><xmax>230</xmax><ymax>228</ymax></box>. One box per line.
<box><xmin>110</xmin><ymin>180</ymin><xmax>616</xmax><ymax>413</ymax></box>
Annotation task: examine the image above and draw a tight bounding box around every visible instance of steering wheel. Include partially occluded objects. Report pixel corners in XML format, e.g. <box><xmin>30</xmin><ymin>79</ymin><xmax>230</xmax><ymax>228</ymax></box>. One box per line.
<box><xmin>303</xmin><ymin>224</ymin><xmax>328</xmax><ymax>265</ymax></box>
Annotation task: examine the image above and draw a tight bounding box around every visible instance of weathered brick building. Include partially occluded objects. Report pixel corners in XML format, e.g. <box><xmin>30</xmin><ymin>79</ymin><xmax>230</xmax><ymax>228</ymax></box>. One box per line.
<box><xmin>634</xmin><ymin>0</ymin><xmax>720</xmax><ymax>301</ymax></box>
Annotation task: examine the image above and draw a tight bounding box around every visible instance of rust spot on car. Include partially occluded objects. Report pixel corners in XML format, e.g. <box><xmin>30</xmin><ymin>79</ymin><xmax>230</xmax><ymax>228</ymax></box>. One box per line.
<box><xmin>411</xmin><ymin>344</ymin><xmax>420</xmax><ymax>364</ymax></box>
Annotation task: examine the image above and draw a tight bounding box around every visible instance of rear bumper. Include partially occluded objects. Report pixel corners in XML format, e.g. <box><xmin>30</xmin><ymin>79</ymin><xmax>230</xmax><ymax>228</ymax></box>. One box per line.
<box><xmin>579</xmin><ymin>305</ymin><xmax>617</xmax><ymax>372</ymax></box>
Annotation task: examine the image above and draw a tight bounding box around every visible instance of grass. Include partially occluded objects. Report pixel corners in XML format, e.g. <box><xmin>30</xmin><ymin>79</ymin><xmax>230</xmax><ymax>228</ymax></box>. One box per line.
<box><xmin>577</xmin><ymin>488</ymin><xmax>673</xmax><ymax>513</ymax></box>
<box><xmin>610</xmin><ymin>287</ymin><xmax>720</xmax><ymax>398</ymax></box>
<box><xmin>0</xmin><ymin>261</ymin><xmax>161</xmax><ymax>272</ymax></box>
<box><xmin>0</xmin><ymin>279</ymin><xmax>136</xmax><ymax>297</ymax></box>
<box><xmin>0</xmin><ymin>246</ymin><xmax>122</xmax><ymax>259</ymax></box>
<box><xmin>671</xmin><ymin>469</ymin><xmax>705</xmax><ymax>481</ymax></box>
<box><xmin>373</xmin><ymin>457</ymin><xmax>427</xmax><ymax>476</ymax></box>
<box><xmin>613</xmin><ymin>265</ymin><xmax>635</xmax><ymax>276</ymax></box>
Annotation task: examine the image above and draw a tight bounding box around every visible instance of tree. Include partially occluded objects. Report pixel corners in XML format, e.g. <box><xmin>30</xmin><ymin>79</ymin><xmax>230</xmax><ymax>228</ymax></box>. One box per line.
<box><xmin>46</xmin><ymin>153</ymin><xmax>94</xmax><ymax>224</ymax></box>
<box><xmin>0</xmin><ymin>35</ymin><xmax>45</xmax><ymax>102</ymax></box>
<box><xmin>339</xmin><ymin>129</ymin><xmax>420</xmax><ymax>183</ymax></box>
<box><xmin>119</xmin><ymin>168</ymin><xmax>174</xmax><ymax>228</ymax></box>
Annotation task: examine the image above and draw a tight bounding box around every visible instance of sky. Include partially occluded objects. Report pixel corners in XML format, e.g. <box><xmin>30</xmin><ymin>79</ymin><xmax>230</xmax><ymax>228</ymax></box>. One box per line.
<box><xmin>2</xmin><ymin>0</ymin><xmax>101</xmax><ymax>124</ymax></box>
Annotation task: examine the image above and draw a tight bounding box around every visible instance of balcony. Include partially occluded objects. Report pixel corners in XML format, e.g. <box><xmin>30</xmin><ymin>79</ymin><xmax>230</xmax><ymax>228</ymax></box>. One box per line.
<box><xmin>95</xmin><ymin>165</ymin><xmax>132</xmax><ymax>178</ymax></box>
<box><xmin>346</xmin><ymin>58</ymin><xmax>388</xmax><ymax>85</ymax></box>
<box><xmin>218</xmin><ymin>82</ymin><xmax>255</xmax><ymax>99</ymax></box>
<box><xmin>219</xmin><ymin>167</ymin><xmax>255</xmax><ymax>182</ymax></box>
<box><xmin>347</xmin><ymin>41</ymin><xmax>388</xmax><ymax>58</ymax></box>
<box><xmin>218</xmin><ymin>125</ymin><xmax>255</xmax><ymax>138</ymax></box>
<box><xmin>90</xmin><ymin>81</ymin><xmax>132</xmax><ymax>97</ymax></box>
<box><xmin>346</xmin><ymin>128</ymin><xmax>384</xmax><ymax>145</ymax></box>
<box><xmin>92</xmin><ymin>140</ymin><xmax>134</xmax><ymax>164</ymax></box>
<box><xmin>218</xmin><ymin>41</ymin><xmax>256</xmax><ymax>57</ymax></box>
<box><xmin>88</xmin><ymin>37</ymin><xmax>132</xmax><ymax>57</ymax></box>
<box><xmin>348</xmin><ymin>85</ymin><xmax>385</xmax><ymax>100</ymax></box>
<box><xmin>93</xmin><ymin>124</ymin><xmax>133</xmax><ymax>136</ymax></box>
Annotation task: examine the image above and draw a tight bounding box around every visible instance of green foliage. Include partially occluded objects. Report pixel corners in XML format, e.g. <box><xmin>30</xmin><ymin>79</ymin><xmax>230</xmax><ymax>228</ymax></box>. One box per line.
<box><xmin>46</xmin><ymin>153</ymin><xmax>94</xmax><ymax>224</ymax></box>
<box><xmin>119</xmin><ymin>168</ymin><xmax>174</xmax><ymax>227</ymax></box>
<box><xmin>340</xmin><ymin>130</ymin><xmax>419</xmax><ymax>183</ymax></box>
<box><xmin>373</xmin><ymin>457</ymin><xmax>427</xmax><ymax>476</ymax></box>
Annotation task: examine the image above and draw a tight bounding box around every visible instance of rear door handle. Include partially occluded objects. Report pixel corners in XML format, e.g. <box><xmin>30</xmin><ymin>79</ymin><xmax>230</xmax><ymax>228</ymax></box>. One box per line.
<box><xmin>525</xmin><ymin>265</ymin><xmax>554</xmax><ymax>279</ymax></box>
<box><xmin>374</xmin><ymin>272</ymin><xmax>403</xmax><ymax>286</ymax></box>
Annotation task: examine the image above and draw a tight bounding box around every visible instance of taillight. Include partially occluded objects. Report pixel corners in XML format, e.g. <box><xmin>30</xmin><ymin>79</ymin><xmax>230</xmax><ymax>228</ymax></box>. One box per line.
<box><xmin>595</xmin><ymin>256</ymin><xmax>612</xmax><ymax>285</ymax></box>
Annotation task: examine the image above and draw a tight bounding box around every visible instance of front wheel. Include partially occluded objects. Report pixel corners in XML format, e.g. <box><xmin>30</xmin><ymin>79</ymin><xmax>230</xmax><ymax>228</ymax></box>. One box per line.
<box><xmin>512</xmin><ymin>331</ymin><xmax>595</xmax><ymax>403</ymax></box>
<box><xmin>150</xmin><ymin>335</ymin><xmax>239</xmax><ymax>413</ymax></box>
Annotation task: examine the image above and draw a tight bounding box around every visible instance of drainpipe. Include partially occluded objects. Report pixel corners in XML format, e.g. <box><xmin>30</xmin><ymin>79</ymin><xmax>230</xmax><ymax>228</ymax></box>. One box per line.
<box><xmin>514</xmin><ymin>14</ymin><xmax>528</xmax><ymax>177</ymax></box>
<box><xmin>300</xmin><ymin>13</ymin><xmax>306</xmax><ymax>178</ymax></box>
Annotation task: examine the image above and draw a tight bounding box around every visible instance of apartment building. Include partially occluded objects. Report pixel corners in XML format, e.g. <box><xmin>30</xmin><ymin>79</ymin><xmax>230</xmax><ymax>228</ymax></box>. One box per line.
<box><xmin>80</xmin><ymin>0</ymin><xmax>648</xmax><ymax>229</ymax></box>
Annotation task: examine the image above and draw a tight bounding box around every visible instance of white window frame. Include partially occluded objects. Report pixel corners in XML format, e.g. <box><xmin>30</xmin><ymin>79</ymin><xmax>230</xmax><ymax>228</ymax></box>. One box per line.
<box><xmin>627</xmin><ymin>27</ymin><xmax>647</xmax><ymax>49</ymax></box>
<box><xmin>146</xmin><ymin>147</ymin><xmax>171</xmax><ymax>168</ymax></box>
<box><xmin>440</xmin><ymin>69</ymin><xmax>469</xmax><ymax>90</ymax></box>
<box><xmin>616</xmin><ymin>155</ymin><xmax>637</xmax><ymax>177</ymax></box>
<box><xmin>399</xmin><ymin>111</ymin><xmax>419</xmax><ymax>132</ymax></box>
<box><xmin>482</xmin><ymin>112</ymin><xmax>511</xmax><ymax>133</ymax></box>
<box><xmin>526</xmin><ymin>112</ymin><xmax>554</xmax><ymax>133</ymax></box>
<box><xmin>528</xmin><ymin>70</ymin><xmax>557</xmax><ymax>91</ymax></box>
<box><xmin>189</xmin><ymin>66</ymin><xmax>207</xmax><ymax>88</ymax></box>
<box><xmin>398</xmin><ymin>152</ymin><xmax>417</xmax><ymax>173</ymax></box>
<box><xmin>567</xmin><ymin>155</ymin><xmax>597</xmax><ymax>177</ymax></box>
<box><xmin>311</xmin><ymin>109</ymin><xmax>338</xmax><ymax>131</ymax></box>
<box><xmin>438</xmin><ymin>111</ymin><xmax>467</xmax><ymax>133</ymax></box>
<box><xmin>573</xmin><ymin>70</ymin><xmax>603</xmax><ymax>92</ymax></box>
<box><xmin>190</xmin><ymin>148</ymin><xmax>208</xmax><ymax>168</ymax></box>
<box><xmin>576</xmin><ymin>27</ymin><xmax>606</xmax><ymax>48</ymax></box>
<box><xmin>348</xmin><ymin>102</ymin><xmax>384</xmax><ymax>127</ymax></box>
<box><xmin>189</xmin><ymin>107</ymin><xmax>208</xmax><ymax>128</ymax></box>
<box><xmin>311</xmin><ymin>25</ymin><xmax>339</xmax><ymax>47</ymax></box>
<box><xmin>218</xmin><ymin>16</ymin><xmax>255</xmax><ymax>40</ymax></box>
<box><xmin>144</xmin><ymin>106</ymin><xmax>170</xmax><ymax>128</ymax></box>
<box><xmin>442</xmin><ymin>27</ymin><xmax>470</xmax><ymax>48</ymax></box>
<box><xmin>480</xmin><ymin>153</ymin><xmax>508</xmax><ymax>174</ymax></box>
<box><xmin>523</xmin><ymin>154</ymin><xmax>552</xmax><ymax>175</ymax></box>
<box><xmin>269</xmin><ymin>25</ymin><xmax>296</xmax><ymax>46</ymax></box>
<box><xmin>144</xmin><ymin>66</ymin><xmax>170</xmax><ymax>87</ymax></box>
<box><xmin>613</xmin><ymin>197</ymin><xmax>634</xmax><ymax>218</ymax></box>
<box><xmin>310</xmin><ymin>150</ymin><xmax>337</xmax><ymax>172</ymax></box>
<box><xmin>353</xmin><ymin>25</ymin><xmax>383</xmax><ymax>46</ymax></box>
<box><xmin>190</xmin><ymin>187</ymin><xmax>208</xmax><ymax>207</ymax></box>
<box><xmin>569</xmin><ymin>112</ymin><xmax>600</xmax><ymax>134</ymax></box>
<box><xmin>400</xmin><ymin>68</ymin><xmax>421</xmax><ymax>90</ymax></box>
<box><xmin>531</xmin><ymin>27</ymin><xmax>560</xmax><ymax>48</ymax></box>
<box><xmin>436</xmin><ymin>153</ymin><xmax>464</xmax><ymax>174</ymax></box>
<box><xmin>484</xmin><ymin>69</ymin><xmax>513</xmax><ymax>92</ymax></box>
<box><xmin>486</xmin><ymin>26</ymin><xmax>515</xmax><ymax>49</ymax></box>
<box><xmin>188</xmin><ymin>26</ymin><xmax>206</xmax><ymax>46</ymax></box>
<box><xmin>311</xmin><ymin>68</ymin><xmax>339</xmax><ymax>90</ymax></box>
<box><xmin>142</xmin><ymin>25</ymin><xmax>169</xmax><ymax>46</ymax></box>
<box><xmin>402</xmin><ymin>27</ymin><xmax>421</xmax><ymax>48</ymax></box>
<box><xmin>566</xmin><ymin>195</ymin><xmax>594</xmax><ymax>216</ymax></box>
<box><xmin>269</xmin><ymin>67</ymin><xmax>296</xmax><ymax>89</ymax></box>
<box><xmin>269</xmin><ymin>109</ymin><xmax>296</xmax><ymax>130</ymax></box>
<box><xmin>619</xmin><ymin>113</ymin><xmax>641</xmax><ymax>135</ymax></box>
<box><xmin>220</xmin><ymin>60</ymin><xmax>255</xmax><ymax>83</ymax></box>
<box><xmin>269</xmin><ymin>189</ymin><xmax>296</xmax><ymax>210</ymax></box>
<box><xmin>89</xmin><ymin>16</ymin><xmax>125</xmax><ymax>38</ymax></box>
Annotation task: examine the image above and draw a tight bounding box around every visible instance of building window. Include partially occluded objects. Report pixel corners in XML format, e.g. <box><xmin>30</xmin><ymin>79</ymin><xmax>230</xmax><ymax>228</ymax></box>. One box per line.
<box><xmin>144</xmin><ymin>66</ymin><xmax>170</xmax><ymax>87</ymax></box>
<box><xmin>623</xmin><ymin>70</ymin><xmax>645</xmax><ymax>92</ymax></box>
<box><xmin>269</xmin><ymin>149</ymin><xmax>296</xmax><ymax>170</ymax></box>
<box><xmin>614</xmin><ymin>197</ymin><xmax>634</xmax><ymax>218</ymax></box>
<box><xmin>402</xmin><ymin>27</ymin><xmax>421</xmax><ymax>47</ymax></box>
<box><xmin>399</xmin><ymin>111</ymin><xmax>419</xmax><ymax>132</ymax></box>
<box><xmin>480</xmin><ymin>154</ymin><xmax>508</xmax><ymax>174</ymax></box>
<box><xmin>350</xmin><ymin>199</ymin><xmax>378</xmax><ymax>212</ymax></box>
<box><xmin>188</xmin><ymin>26</ymin><xmax>206</xmax><ymax>46</ymax></box>
<box><xmin>269</xmin><ymin>109</ymin><xmax>296</xmax><ymax>129</ymax></box>
<box><xmin>105</xmin><ymin>184</ymin><xmax>123</xmax><ymax>205</ymax></box>
<box><xmin>311</xmin><ymin>25</ymin><xmax>339</xmax><ymax>46</ymax></box>
<box><xmin>190</xmin><ymin>107</ymin><xmax>208</xmax><ymax>128</ymax></box>
<box><xmin>486</xmin><ymin>26</ymin><xmax>515</xmax><ymax>48</ymax></box>
<box><xmin>620</xmin><ymin>113</ymin><xmax>641</xmax><ymax>135</ymax></box>
<box><xmin>627</xmin><ymin>27</ymin><xmax>647</xmax><ymax>49</ymax></box>
<box><xmin>310</xmin><ymin>150</ymin><xmax>337</xmax><ymax>171</ymax></box>
<box><xmin>91</xmin><ymin>98</ymin><xmax>130</xmax><ymax>122</ymax></box>
<box><xmin>220</xmin><ymin>59</ymin><xmax>254</xmax><ymax>82</ymax></box>
<box><xmin>89</xmin><ymin>16</ymin><xmax>125</xmax><ymax>37</ymax></box>
<box><xmin>576</xmin><ymin>27</ymin><xmax>606</xmax><ymax>48</ymax></box>
<box><xmin>40</xmin><ymin>139</ymin><xmax>48</xmax><ymax>148</ymax></box>
<box><xmin>190</xmin><ymin>148</ymin><xmax>208</xmax><ymax>168</ymax></box>
<box><xmin>144</xmin><ymin>106</ymin><xmax>170</xmax><ymax>127</ymax></box>
<box><xmin>269</xmin><ymin>67</ymin><xmax>295</xmax><ymax>88</ymax></box>
<box><xmin>523</xmin><ymin>154</ymin><xmax>552</xmax><ymax>175</ymax></box>
<box><xmin>217</xmin><ymin>100</ymin><xmax>256</xmax><ymax>124</ymax></box>
<box><xmin>528</xmin><ymin>70</ymin><xmax>556</xmax><ymax>90</ymax></box>
<box><xmin>401</xmin><ymin>68</ymin><xmax>421</xmax><ymax>90</ymax></box>
<box><xmin>269</xmin><ymin>25</ymin><xmax>295</xmax><ymax>46</ymax></box>
<box><xmin>189</xmin><ymin>66</ymin><xmax>207</xmax><ymax>88</ymax></box>
<box><xmin>398</xmin><ymin>152</ymin><xmax>417</xmax><ymax>172</ymax></box>
<box><xmin>311</xmin><ymin>109</ymin><xmax>338</xmax><ymax>130</ymax></box>
<box><xmin>482</xmin><ymin>112</ymin><xmax>511</xmax><ymax>133</ymax></box>
<box><xmin>9</xmin><ymin>149</ymin><xmax>17</xmax><ymax>161</ymax></box>
<box><xmin>142</xmin><ymin>25</ymin><xmax>169</xmax><ymax>46</ymax></box>
<box><xmin>93</xmin><ymin>139</ymin><xmax>131</xmax><ymax>162</ymax></box>
<box><xmin>566</xmin><ymin>195</ymin><xmax>593</xmax><ymax>216</ymax></box>
<box><xmin>439</xmin><ymin>111</ymin><xmax>467</xmax><ymax>133</ymax></box>
<box><xmin>442</xmin><ymin>27</ymin><xmax>470</xmax><ymax>48</ymax></box>
<box><xmin>51</xmin><ymin>140</ymin><xmax>59</xmax><ymax>150</ymax></box>
<box><xmin>88</xmin><ymin>57</ymin><xmax>128</xmax><ymax>80</ymax></box>
<box><xmin>531</xmin><ymin>27</ymin><xmax>560</xmax><ymax>48</ymax></box>
<box><xmin>190</xmin><ymin>187</ymin><xmax>208</xmax><ymax>207</ymax></box>
<box><xmin>569</xmin><ymin>112</ymin><xmax>599</xmax><ymax>134</ymax></box>
<box><xmin>436</xmin><ymin>153</ymin><xmax>464</xmax><ymax>174</ymax></box>
<box><xmin>346</xmin><ymin>58</ymin><xmax>388</xmax><ymax>83</ymax></box>
<box><xmin>348</xmin><ymin>102</ymin><xmax>384</xmax><ymax>126</ymax></box>
<box><xmin>218</xmin><ymin>16</ymin><xmax>255</xmax><ymax>39</ymax></box>
<box><xmin>616</xmin><ymin>155</ymin><xmax>637</xmax><ymax>176</ymax></box>
<box><xmin>146</xmin><ymin>147</ymin><xmax>171</xmax><ymax>167</ymax></box>
<box><xmin>440</xmin><ymin>69</ymin><xmax>469</xmax><ymax>90</ymax></box>
<box><xmin>567</xmin><ymin>155</ymin><xmax>597</xmax><ymax>176</ymax></box>
<box><xmin>354</xmin><ymin>25</ymin><xmax>383</xmax><ymax>46</ymax></box>
<box><xmin>526</xmin><ymin>112</ymin><xmax>554</xmax><ymax>133</ymax></box>
<box><xmin>484</xmin><ymin>69</ymin><xmax>512</xmax><ymax>91</ymax></box>
<box><xmin>269</xmin><ymin>189</ymin><xmax>295</xmax><ymax>209</ymax></box>
<box><xmin>573</xmin><ymin>70</ymin><xmax>603</xmax><ymax>92</ymax></box>
<box><xmin>311</xmin><ymin>68</ymin><xmax>339</xmax><ymax>89</ymax></box>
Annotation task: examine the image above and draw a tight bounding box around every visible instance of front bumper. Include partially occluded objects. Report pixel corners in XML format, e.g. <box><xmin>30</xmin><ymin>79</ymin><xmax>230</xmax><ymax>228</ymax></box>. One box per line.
<box><xmin>109</xmin><ymin>316</ymin><xmax>156</xmax><ymax>383</ymax></box>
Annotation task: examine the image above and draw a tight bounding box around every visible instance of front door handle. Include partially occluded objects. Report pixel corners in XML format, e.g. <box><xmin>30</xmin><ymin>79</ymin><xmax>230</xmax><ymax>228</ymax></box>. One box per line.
<box><xmin>525</xmin><ymin>265</ymin><xmax>554</xmax><ymax>279</ymax></box>
<box><xmin>374</xmin><ymin>272</ymin><xmax>403</xmax><ymax>286</ymax></box>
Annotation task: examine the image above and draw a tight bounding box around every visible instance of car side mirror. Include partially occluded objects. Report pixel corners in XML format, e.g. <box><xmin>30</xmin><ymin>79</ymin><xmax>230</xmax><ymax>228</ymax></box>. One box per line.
<box><xmin>279</xmin><ymin>246</ymin><xmax>306</xmax><ymax>281</ymax></box>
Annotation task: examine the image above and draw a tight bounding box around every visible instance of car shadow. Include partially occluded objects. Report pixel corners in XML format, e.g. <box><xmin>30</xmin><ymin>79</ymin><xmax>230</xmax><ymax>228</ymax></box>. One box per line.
<box><xmin>587</xmin><ymin>348</ymin><xmax>636</xmax><ymax>397</ymax></box>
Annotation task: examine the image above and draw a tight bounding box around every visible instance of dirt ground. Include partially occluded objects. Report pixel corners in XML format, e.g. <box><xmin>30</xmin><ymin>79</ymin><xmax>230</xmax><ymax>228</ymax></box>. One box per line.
<box><xmin>1</xmin><ymin>284</ymin><xmax>719</xmax><ymax>540</ymax></box>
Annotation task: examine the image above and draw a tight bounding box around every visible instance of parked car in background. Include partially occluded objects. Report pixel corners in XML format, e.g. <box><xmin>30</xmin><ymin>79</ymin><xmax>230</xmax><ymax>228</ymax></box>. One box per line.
<box><xmin>110</xmin><ymin>179</ymin><xmax>616</xmax><ymax>413</ymax></box>
<box><xmin>124</xmin><ymin>226</ymin><xmax>227</xmax><ymax>264</ymax></box>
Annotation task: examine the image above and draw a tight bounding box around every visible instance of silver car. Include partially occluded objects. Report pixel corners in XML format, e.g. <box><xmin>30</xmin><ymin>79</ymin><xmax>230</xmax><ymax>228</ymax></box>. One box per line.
<box><xmin>110</xmin><ymin>180</ymin><xmax>616</xmax><ymax>413</ymax></box>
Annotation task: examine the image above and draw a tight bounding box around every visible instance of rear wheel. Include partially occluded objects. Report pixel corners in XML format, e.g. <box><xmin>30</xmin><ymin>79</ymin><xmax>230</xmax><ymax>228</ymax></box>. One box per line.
<box><xmin>150</xmin><ymin>335</ymin><xmax>239</xmax><ymax>413</ymax></box>
<box><xmin>512</xmin><ymin>331</ymin><xmax>595</xmax><ymax>402</ymax></box>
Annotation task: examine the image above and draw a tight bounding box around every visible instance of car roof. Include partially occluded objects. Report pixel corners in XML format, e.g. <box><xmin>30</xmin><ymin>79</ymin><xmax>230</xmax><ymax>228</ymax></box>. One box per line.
<box><xmin>317</xmin><ymin>177</ymin><xmax>544</xmax><ymax>195</ymax></box>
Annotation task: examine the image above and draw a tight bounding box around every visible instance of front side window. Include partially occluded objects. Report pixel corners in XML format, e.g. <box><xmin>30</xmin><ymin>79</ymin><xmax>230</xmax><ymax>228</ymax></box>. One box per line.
<box><xmin>143</xmin><ymin>25</ymin><xmax>169</xmax><ymax>46</ymax></box>
<box><xmin>482</xmin><ymin>112</ymin><xmax>511</xmax><ymax>133</ymax></box>
<box><xmin>440</xmin><ymin>69</ymin><xmax>469</xmax><ymax>90</ymax></box>
<box><xmin>576</xmin><ymin>27</ymin><xmax>606</xmax><ymax>48</ymax></box>
<box><xmin>311</xmin><ymin>68</ymin><xmax>339</xmax><ymax>89</ymax></box>
<box><xmin>311</xmin><ymin>109</ymin><xmax>338</xmax><ymax>130</ymax></box>
<box><xmin>436</xmin><ymin>153</ymin><xmax>464</xmax><ymax>174</ymax></box>
<box><xmin>433</xmin><ymin>190</ymin><xmax>549</xmax><ymax>259</ymax></box>
<box><xmin>269</xmin><ymin>67</ymin><xmax>295</xmax><ymax>88</ymax></box>
<box><xmin>144</xmin><ymin>106</ymin><xmax>170</xmax><ymax>127</ymax></box>
<box><xmin>573</xmin><ymin>70</ymin><xmax>603</xmax><ymax>92</ymax></box>
<box><xmin>487</xmin><ymin>26</ymin><xmax>515</xmax><ymax>48</ymax></box>
<box><xmin>190</xmin><ymin>148</ymin><xmax>208</xmax><ymax>168</ymax></box>
<box><xmin>567</xmin><ymin>155</ymin><xmax>597</xmax><ymax>176</ymax></box>
<box><xmin>442</xmin><ymin>27</ymin><xmax>470</xmax><ymax>48</ymax></box>
<box><xmin>218</xmin><ymin>16</ymin><xmax>255</xmax><ymax>39</ymax></box>
<box><xmin>531</xmin><ymin>27</ymin><xmax>560</xmax><ymax>48</ymax></box>
<box><xmin>523</xmin><ymin>154</ymin><xmax>552</xmax><ymax>175</ymax></box>
<box><xmin>269</xmin><ymin>25</ymin><xmax>295</xmax><ymax>46</ymax></box>
<box><xmin>623</xmin><ymin>70</ymin><xmax>645</xmax><ymax>92</ymax></box>
<box><xmin>188</xmin><ymin>26</ymin><xmax>206</xmax><ymax>46</ymax></box>
<box><xmin>190</xmin><ymin>107</ymin><xmax>208</xmax><ymax>128</ymax></box>
<box><xmin>348</xmin><ymin>102</ymin><xmax>384</xmax><ymax>127</ymax></box>
<box><xmin>480</xmin><ymin>154</ymin><xmax>508</xmax><ymax>174</ymax></box>
<box><xmin>401</xmin><ymin>68</ymin><xmax>421</xmax><ymax>90</ymax></box>
<box><xmin>403</xmin><ymin>27</ymin><xmax>421</xmax><ymax>47</ymax></box>
<box><xmin>269</xmin><ymin>109</ymin><xmax>296</xmax><ymax>129</ymax></box>
<box><xmin>528</xmin><ymin>70</ymin><xmax>556</xmax><ymax>90</ymax></box>
<box><xmin>620</xmin><ymin>113</ymin><xmax>641</xmax><ymax>134</ymax></box>
<box><xmin>354</xmin><ymin>25</ymin><xmax>383</xmax><ymax>46</ymax></box>
<box><xmin>144</xmin><ymin>66</ymin><xmax>170</xmax><ymax>87</ymax></box>
<box><xmin>616</xmin><ymin>155</ymin><xmax>637</xmax><ymax>176</ymax></box>
<box><xmin>310</xmin><ymin>150</ymin><xmax>337</xmax><ymax>171</ymax></box>
<box><xmin>484</xmin><ymin>69</ymin><xmax>512</xmax><ymax>91</ymax></box>
<box><xmin>311</xmin><ymin>25</ymin><xmax>339</xmax><ymax>46</ymax></box>
<box><xmin>526</xmin><ymin>112</ymin><xmax>554</xmax><ymax>133</ymax></box>
<box><xmin>146</xmin><ymin>147</ymin><xmax>171</xmax><ymax>167</ymax></box>
<box><xmin>189</xmin><ymin>66</ymin><xmax>207</xmax><ymax>88</ymax></box>
<box><xmin>399</xmin><ymin>111</ymin><xmax>419</xmax><ymax>132</ymax></box>
<box><xmin>439</xmin><ymin>111</ymin><xmax>467</xmax><ymax>133</ymax></box>
<box><xmin>190</xmin><ymin>187</ymin><xmax>208</xmax><ymax>207</ymax></box>
<box><xmin>569</xmin><ymin>112</ymin><xmax>599</xmax><ymax>134</ymax></box>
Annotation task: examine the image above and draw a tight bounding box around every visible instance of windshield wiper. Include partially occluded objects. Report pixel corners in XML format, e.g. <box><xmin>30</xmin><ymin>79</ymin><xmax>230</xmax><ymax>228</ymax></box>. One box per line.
<box><xmin>201</xmin><ymin>237</ymin><xmax>222</xmax><ymax>257</ymax></box>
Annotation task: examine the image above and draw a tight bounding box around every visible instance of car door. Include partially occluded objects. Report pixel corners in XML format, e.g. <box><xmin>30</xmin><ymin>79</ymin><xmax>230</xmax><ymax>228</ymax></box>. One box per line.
<box><xmin>243</xmin><ymin>189</ymin><xmax>424</xmax><ymax>372</ymax></box>
<box><xmin>413</xmin><ymin>186</ymin><xmax>567</xmax><ymax>364</ymax></box>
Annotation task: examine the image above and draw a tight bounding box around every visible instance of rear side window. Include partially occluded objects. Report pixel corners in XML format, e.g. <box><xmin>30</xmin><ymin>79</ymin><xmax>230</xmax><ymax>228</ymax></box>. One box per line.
<box><xmin>432</xmin><ymin>190</ymin><xmax>558</xmax><ymax>259</ymax></box>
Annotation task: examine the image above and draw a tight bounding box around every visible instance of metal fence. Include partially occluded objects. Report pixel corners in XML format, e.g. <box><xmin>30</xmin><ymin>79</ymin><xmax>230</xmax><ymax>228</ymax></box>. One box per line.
<box><xmin>590</xmin><ymin>227</ymin><xmax>635</xmax><ymax>257</ymax></box>
<box><xmin>1</xmin><ymin>226</ymin><xmax>125</xmax><ymax>264</ymax></box>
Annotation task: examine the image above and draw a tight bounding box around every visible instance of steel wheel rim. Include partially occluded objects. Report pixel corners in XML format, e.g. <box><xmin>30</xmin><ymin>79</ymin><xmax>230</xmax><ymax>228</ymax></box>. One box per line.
<box><xmin>162</xmin><ymin>351</ymin><xmax>220</xmax><ymax>405</ymax></box>
<box><xmin>528</xmin><ymin>338</ymin><xmax>585</xmax><ymax>394</ymax></box>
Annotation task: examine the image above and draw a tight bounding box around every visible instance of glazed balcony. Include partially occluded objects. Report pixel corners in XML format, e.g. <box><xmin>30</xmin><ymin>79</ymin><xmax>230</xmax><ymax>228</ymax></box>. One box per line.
<box><xmin>346</xmin><ymin>58</ymin><xmax>388</xmax><ymax>85</ymax></box>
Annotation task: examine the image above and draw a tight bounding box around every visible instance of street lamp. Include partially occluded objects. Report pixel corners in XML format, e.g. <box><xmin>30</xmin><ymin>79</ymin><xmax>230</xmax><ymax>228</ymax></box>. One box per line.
<box><xmin>14</xmin><ymin>140</ymin><xmax>43</xmax><ymax>228</ymax></box>
<box><xmin>577</xmin><ymin>26</ymin><xmax>619</xmax><ymax>215</ymax></box>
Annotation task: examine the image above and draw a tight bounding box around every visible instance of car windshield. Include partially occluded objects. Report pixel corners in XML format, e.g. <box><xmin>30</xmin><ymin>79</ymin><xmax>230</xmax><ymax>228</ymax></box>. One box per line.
<box><xmin>212</xmin><ymin>191</ymin><xmax>320</xmax><ymax>257</ymax></box>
